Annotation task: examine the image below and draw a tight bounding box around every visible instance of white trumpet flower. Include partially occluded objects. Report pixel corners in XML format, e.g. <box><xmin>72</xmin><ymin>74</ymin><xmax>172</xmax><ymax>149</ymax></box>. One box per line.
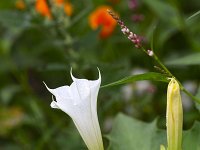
<box><xmin>44</xmin><ymin>69</ymin><xmax>104</xmax><ymax>150</ymax></box>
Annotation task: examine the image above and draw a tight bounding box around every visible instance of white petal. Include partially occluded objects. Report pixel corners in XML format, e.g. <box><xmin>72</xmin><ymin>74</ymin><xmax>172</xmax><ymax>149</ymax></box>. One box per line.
<box><xmin>89</xmin><ymin>70</ymin><xmax>101</xmax><ymax>110</ymax></box>
<box><xmin>50</xmin><ymin>100</ymin><xmax>59</xmax><ymax>109</ymax></box>
<box><xmin>70</xmin><ymin>79</ymin><xmax>90</xmax><ymax>105</ymax></box>
<box><xmin>70</xmin><ymin>68</ymin><xmax>101</xmax><ymax>106</ymax></box>
<box><xmin>44</xmin><ymin>82</ymin><xmax>72</xmax><ymax>114</ymax></box>
<box><xmin>72</xmin><ymin>108</ymin><xmax>104</xmax><ymax>150</ymax></box>
<box><xmin>89</xmin><ymin>70</ymin><xmax>101</xmax><ymax>88</ymax></box>
<box><xmin>70</xmin><ymin>67</ymin><xmax>101</xmax><ymax>82</ymax></box>
<box><xmin>44</xmin><ymin>82</ymin><xmax>70</xmax><ymax>100</ymax></box>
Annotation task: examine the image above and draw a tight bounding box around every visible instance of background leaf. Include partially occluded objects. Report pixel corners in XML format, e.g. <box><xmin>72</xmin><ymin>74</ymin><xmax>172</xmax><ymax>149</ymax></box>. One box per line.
<box><xmin>142</xmin><ymin>0</ymin><xmax>182</xmax><ymax>29</ymax></box>
<box><xmin>166</xmin><ymin>53</ymin><xmax>200</xmax><ymax>66</ymax></box>
<box><xmin>0</xmin><ymin>10</ymin><xmax>30</xmax><ymax>31</ymax></box>
<box><xmin>107</xmin><ymin>113</ymin><xmax>200</xmax><ymax>150</ymax></box>
<box><xmin>182</xmin><ymin>122</ymin><xmax>200</xmax><ymax>150</ymax></box>
<box><xmin>107</xmin><ymin>113</ymin><xmax>166</xmax><ymax>150</ymax></box>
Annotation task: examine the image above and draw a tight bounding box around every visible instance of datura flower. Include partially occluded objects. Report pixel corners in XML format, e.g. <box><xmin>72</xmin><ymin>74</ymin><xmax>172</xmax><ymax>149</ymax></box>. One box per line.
<box><xmin>166</xmin><ymin>78</ymin><xmax>183</xmax><ymax>150</ymax></box>
<box><xmin>44</xmin><ymin>69</ymin><xmax>104</xmax><ymax>150</ymax></box>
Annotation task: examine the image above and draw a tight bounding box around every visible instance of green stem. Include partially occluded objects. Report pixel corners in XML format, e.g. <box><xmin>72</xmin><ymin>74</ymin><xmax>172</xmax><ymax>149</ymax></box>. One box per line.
<box><xmin>152</xmin><ymin>53</ymin><xmax>173</xmax><ymax>77</ymax></box>
<box><xmin>181</xmin><ymin>85</ymin><xmax>200</xmax><ymax>103</ymax></box>
<box><xmin>141</xmin><ymin>47</ymin><xmax>200</xmax><ymax>103</ymax></box>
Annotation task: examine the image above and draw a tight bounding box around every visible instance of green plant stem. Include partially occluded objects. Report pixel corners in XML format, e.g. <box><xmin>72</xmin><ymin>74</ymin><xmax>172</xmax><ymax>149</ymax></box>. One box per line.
<box><xmin>181</xmin><ymin>86</ymin><xmax>200</xmax><ymax>103</ymax></box>
<box><xmin>152</xmin><ymin>53</ymin><xmax>173</xmax><ymax>77</ymax></box>
<box><xmin>141</xmin><ymin>47</ymin><xmax>200</xmax><ymax>103</ymax></box>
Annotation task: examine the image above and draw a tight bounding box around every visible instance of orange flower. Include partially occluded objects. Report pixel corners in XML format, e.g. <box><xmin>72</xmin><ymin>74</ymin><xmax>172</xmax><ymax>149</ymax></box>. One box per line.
<box><xmin>35</xmin><ymin>0</ymin><xmax>51</xmax><ymax>18</ymax></box>
<box><xmin>35</xmin><ymin>0</ymin><xmax>73</xmax><ymax>19</ymax></box>
<box><xmin>15</xmin><ymin>0</ymin><xmax>26</xmax><ymax>10</ymax></box>
<box><xmin>89</xmin><ymin>6</ymin><xmax>117</xmax><ymax>38</ymax></box>
<box><xmin>55</xmin><ymin>0</ymin><xmax>64</xmax><ymax>5</ymax></box>
<box><xmin>64</xmin><ymin>1</ymin><xmax>73</xmax><ymax>16</ymax></box>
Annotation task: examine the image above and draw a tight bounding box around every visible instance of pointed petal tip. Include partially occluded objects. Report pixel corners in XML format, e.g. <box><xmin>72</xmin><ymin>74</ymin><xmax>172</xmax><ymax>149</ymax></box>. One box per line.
<box><xmin>43</xmin><ymin>81</ymin><xmax>50</xmax><ymax>90</ymax></box>
<box><xmin>97</xmin><ymin>67</ymin><xmax>101</xmax><ymax>81</ymax></box>
<box><xmin>50</xmin><ymin>100</ymin><xmax>59</xmax><ymax>109</ymax></box>
<box><xmin>43</xmin><ymin>81</ymin><xmax>55</xmax><ymax>94</ymax></box>
<box><xmin>70</xmin><ymin>67</ymin><xmax>77</xmax><ymax>81</ymax></box>
<box><xmin>70</xmin><ymin>67</ymin><xmax>101</xmax><ymax>82</ymax></box>
<box><xmin>43</xmin><ymin>81</ymin><xmax>46</xmax><ymax>86</ymax></box>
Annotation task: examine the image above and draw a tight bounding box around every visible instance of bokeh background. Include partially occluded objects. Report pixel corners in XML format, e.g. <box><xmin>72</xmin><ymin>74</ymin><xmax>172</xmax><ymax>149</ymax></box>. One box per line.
<box><xmin>0</xmin><ymin>0</ymin><xmax>200</xmax><ymax>149</ymax></box>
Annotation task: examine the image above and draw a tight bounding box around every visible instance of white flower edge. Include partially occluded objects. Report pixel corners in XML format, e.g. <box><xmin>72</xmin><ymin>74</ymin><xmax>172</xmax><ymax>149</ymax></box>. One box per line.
<box><xmin>44</xmin><ymin>68</ymin><xmax>104</xmax><ymax>150</ymax></box>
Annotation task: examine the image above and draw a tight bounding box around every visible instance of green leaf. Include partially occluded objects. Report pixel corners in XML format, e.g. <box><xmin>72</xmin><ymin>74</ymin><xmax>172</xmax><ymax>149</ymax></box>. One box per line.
<box><xmin>166</xmin><ymin>53</ymin><xmax>200</xmax><ymax>66</ymax></box>
<box><xmin>107</xmin><ymin>113</ymin><xmax>200</xmax><ymax>150</ymax></box>
<box><xmin>101</xmin><ymin>72</ymin><xmax>168</xmax><ymax>88</ymax></box>
<box><xmin>182</xmin><ymin>122</ymin><xmax>200</xmax><ymax>149</ymax></box>
<box><xmin>107</xmin><ymin>113</ymin><xmax>167</xmax><ymax>150</ymax></box>
<box><xmin>0</xmin><ymin>84</ymin><xmax>21</xmax><ymax>105</ymax></box>
<box><xmin>0</xmin><ymin>10</ymin><xmax>30</xmax><ymax>31</ymax></box>
<box><xmin>142</xmin><ymin>0</ymin><xmax>182</xmax><ymax>29</ymax></box>
<box><xmin>0</xmin><ymin>0</ymin><xmax>16</xmax><ymax>9</ymax></box>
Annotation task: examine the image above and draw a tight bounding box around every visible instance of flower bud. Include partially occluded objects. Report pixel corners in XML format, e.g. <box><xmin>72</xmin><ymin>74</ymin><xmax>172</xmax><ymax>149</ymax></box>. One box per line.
<box><xmin>166</xmin><ymin>78</ymin><xmax>183</xmax><ymax>150</ymax></box>
<box><xmin>160</xmin><ymin>145</ymin><xmax>166</xmax><ymax>150</ymax></box>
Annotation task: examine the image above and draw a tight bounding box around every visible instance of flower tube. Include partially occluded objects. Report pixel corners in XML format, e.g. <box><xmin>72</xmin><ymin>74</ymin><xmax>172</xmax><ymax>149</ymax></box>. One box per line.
<box><xmin>44</xmin><ymin>69</ymin><xmax>104</xmax><ymax>150</ymax></box>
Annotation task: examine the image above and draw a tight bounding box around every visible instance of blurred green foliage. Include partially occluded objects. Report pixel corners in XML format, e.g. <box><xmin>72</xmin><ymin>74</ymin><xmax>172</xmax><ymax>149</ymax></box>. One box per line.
<box><xmin>0</xmin><ymin>0</ymin><xmax>200</xmax><ymax>149</ymax></box>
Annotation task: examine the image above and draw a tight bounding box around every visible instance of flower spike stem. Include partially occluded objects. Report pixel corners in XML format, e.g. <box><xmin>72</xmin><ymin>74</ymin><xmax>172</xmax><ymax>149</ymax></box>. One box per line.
<box><xmin>152</xmin><ymin>52</ymin><xmax>200</xmax><ymax>103</ymax></box>
<box><xmin>108</xmin><ymin>10</ymin><xmax>200</xmax><ymax>104</ymax></box>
